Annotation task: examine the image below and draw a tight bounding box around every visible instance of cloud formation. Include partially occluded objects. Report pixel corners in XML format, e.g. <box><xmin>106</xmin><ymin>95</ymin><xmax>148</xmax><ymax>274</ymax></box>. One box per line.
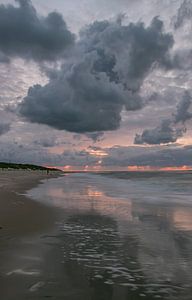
<box><xmin>19</xmin><ymin>17</ymin><xmax>173</xmax><ymax>133</ymax></box>
<box><xmin>173</xmin><ymin>0</ymin><xmax>192</xmax><ymax>29</ymax></box>
<box><xmin>134</xmin><ymin>119</ymin><xmax>185</xmax><ymax>145</ymax></box>
<box><xmin>0</xmin><ymin>122</ymin><xmax>10</xmax><ymax>136</ymax></box>
<box><xmin>0</xmin><ymin>0</ymin><xmax>74</xmax><ymax>62</ymax></box>
<box><xmin>84</xmin><ymin>145</ymin><xmax>192</xmax><ymax>168</ymax></box>
<box><xmin>135</xmin><ymin>91</ymin><xmax>192</xmax><ymax>145</ymax></box>
<box><xmin>85</xmin><ymin>132</ymin><xmax>104</xmax><ymax>142</ymax></box>
<box><xmin>126</xmin><ymin>145</ymin><xmax>192</xmax><ymax>167</ymax></box>
<box><xmin>174</xmin><ymin>91</ymin><xmax>192</xmax><ymax>123</ymax></box>
<box><xmin>33</xmin><ymin>136</ymin><xmax>57</xmax><ymax>148</ymax></box>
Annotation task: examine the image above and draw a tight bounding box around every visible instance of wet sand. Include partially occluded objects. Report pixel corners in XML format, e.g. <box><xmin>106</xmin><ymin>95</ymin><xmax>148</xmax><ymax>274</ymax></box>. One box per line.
<box><xmin>1</xmin><ymin>171</ymin><xmax>192</xmax><ymax>300</ymax></box>
<box><xmin>0</xmin><ymin>170</ymin><xmax>62</xmax><ymax>237</ymax></box>
<box><xmin>25</xmin><ymin>172</ymin><xmax>192</xmax><ymax>300</ymax></box>
<box><xmin>0</xmin><ymin>170</ymin><xmax>63</xmax><ymax>300</ymax></box>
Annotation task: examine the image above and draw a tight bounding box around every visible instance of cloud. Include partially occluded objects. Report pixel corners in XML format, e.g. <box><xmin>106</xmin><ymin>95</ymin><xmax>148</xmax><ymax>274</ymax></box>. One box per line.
<box><xmin>80</xmin><ymin>144</ymin><xmax>192</xmax><ymax>168</ymax></box>
<box><xmin>134</xmin><ymin>91</ymin><xmax>192</xmax><ymax>145</ymax></box>
<box><xmin>99</xmin><ymin>144</ymin><xmax>192</xmax><ymax>168</ymax></box>
<box><xmin>173</xmin><ymin>0</ymin><xmax>192</xmax><ymax>30</ymax></box>
<box><xmin>126</xmin><ymin>145</ymin><xmax>192</xmax><ymax>167</ymax></box>
<box><xmin>0</xmin><ymin>136</ymin><xmax>191</xmax><ymax>168</ymax></box>
<box><xmin>19</xmin><ymin>17</ymin><xmax>173</xmax><ymax>133</ymax></box>
<box><xmin>0</xmin><ymin>110</ymin><xmax>13</xmax><ymax>136</ymax></box>
<box><xmin>174</xmin><ymin>90</ymin><xmax>192</xmax><ymax>123</ymax></box>
<box><xmin>33</xmin><ymin>136</ymin><xmax>57</xmax><ymax>148</ymax></box>
<box><xmin>171</xmin><ymin>49</ymin><xmax>192</xmax><ymax>71</ymax></box>
<box><xmin>0</xmin><ymin>51</ymin><xmax>10</xmax><ymax>63</ymax></box>
<box><xmin>0</xmin><ymin>122</ymin><xmax>10</xmax><ymax>136</ymax></box>
<box><xmin>0</xmin><ymin>140</ymin><xmax>57</xmax><ymax>164</ymax></box>
<box><xmin>85</xmin><ymin>132</ymin><xmax>104</xmax><ymax>142</ymax></box>
<box><xmin>0</xmin><ymin>0</ymin><xmax>74</xmax><ymax>62</ymax></box>
<box><xmin>134</xmin><ymin>119</ymin><xmax>185</xmax><ymax>145</ymax></box>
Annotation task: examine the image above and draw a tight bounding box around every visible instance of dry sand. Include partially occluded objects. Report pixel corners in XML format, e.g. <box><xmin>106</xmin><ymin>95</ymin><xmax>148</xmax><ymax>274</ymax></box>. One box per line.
<box><xmin>0</xmin><ymin>170</ymin><xmax>62</xmax><ymax>237</ymax></box>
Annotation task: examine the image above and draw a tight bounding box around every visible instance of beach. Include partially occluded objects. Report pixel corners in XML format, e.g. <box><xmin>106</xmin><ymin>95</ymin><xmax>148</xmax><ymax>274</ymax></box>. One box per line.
<box><xmin>0</xmin><ymin>170</ymin><xmax>62</xmax><ymax>237</ymax></box>
<box><xmin>0</xmin><ymin>170</ymin><xmax>63</xmax><ymax>300</ymax></box>
<box><xmin>1</xmin><ymin>171</ymin><xmax>192</xmax><ymax>300</ymax></box>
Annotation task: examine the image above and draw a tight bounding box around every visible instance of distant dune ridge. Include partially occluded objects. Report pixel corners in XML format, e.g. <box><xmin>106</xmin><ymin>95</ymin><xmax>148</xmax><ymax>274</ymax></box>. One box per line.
<box><xmin>0</xmin><ymin>162</ymin><xmax>59</xmax><ymax>171</ymax></box>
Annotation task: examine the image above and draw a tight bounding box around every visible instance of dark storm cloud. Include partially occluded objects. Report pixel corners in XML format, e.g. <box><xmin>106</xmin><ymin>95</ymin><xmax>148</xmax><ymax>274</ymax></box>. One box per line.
<box><xmin>0</xmin><ymin>51</ymin><xmax>10</xmax><ymax>63</ymax></box>
<box><xmin>19</xmin><ymin>17</ymin><xmax>173</xmax><ymax>133</ymax></box>
<box><xmin>134</xmin><ymin>91</ymin><xmax>192</xmax><ymax>145</ymax></box>
<box><xmin>0</xmin><ymin>0</ymin><xmax>74</xmax><ymax>62</ymax></box>
<box><xmin>134</xmin><ymin>119</ymin><xmax>185</xmax><ymax>145</ymax></box>
<box><xmin>20</xmin><ymin>65</ymin><xmax>127</xmax><ymax>133</ymax></box>
<box><xmin>80</xmin><ymin>17</ymin><xmax>173</xmax><ymax>91</ymax></box>
<box><xmin>0</xmin><ymin>122</ymin><xmax>10</xmax><ymax>136</ymax></box>
<box><xmin>174</xmin><ymin>91</ymin><xmax>192</xmax><ymax>123</ymax></box>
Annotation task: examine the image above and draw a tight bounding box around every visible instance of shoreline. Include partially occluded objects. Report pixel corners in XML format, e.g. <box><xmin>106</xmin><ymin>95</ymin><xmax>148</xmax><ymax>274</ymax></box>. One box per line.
<box><xmin>0</xmin><ymin>170</ymin><xmax>63</xmax><ymax>238</ymax></box>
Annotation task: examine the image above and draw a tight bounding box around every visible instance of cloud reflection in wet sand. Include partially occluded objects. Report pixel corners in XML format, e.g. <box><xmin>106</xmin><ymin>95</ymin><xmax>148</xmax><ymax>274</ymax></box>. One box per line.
<box><xmin>28</xmin><ymin>172</ymin><xmax>192</xmax><ymax>299</ymax></box>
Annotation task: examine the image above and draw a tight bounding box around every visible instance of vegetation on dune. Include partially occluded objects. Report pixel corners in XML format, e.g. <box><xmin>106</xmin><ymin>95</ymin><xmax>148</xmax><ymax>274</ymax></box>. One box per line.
<box><xmin>0</xmin><ymin>162</ymin><xmax>59</xmax><ymax>171</ymax></box>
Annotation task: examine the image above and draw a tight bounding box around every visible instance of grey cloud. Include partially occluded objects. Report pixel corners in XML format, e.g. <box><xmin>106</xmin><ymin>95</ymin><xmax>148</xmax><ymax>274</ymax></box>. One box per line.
<box><xmin>173</xmin><ymin>0</ymin><xmax>192</xmax><ymax>29</ymax></box>
<box><xmin>174</xmin><ymin>90</ymin><xmax>192</xmax><ymax>123</ymax></box>
<box><xmin>33</xmin><ymin>136</ymin><xmax>57</xmax><ymax>148</ymax></box>
<box><xmin>126</xmin><ymin>145</ymin><xmax>192</xmax><ymax>167</ymax></box>
<box><xmin>19</xmin><ymin>17</ymin><xmax>173</xmax><ymax>133</ymax></box>
<box><xmin>0</xmin><ymin>140</ymin><xmax>57</xmax><ymax>165</ymax></box>
<box><xmin>19</xmin><ymin>59</ymin><xmax>127</xmax><ymax>133</ymax></box>
<box><xmin>85</xmin><ymin>132</ymin><xmax>104</xmax><ymax>142</ymax></box>
<box><xmin>0</xmin><ymin>0</ymin><xmax>74</xmax><ymax>62</ymax></box>
<box><xmin>0</xmin><ymin>138</ymin><xmax>191</xmax><ymax>168</ymax></box>
<box><xmin>81</xmin><ymin>17</ymin><xmax>173</xmax><ymax>91</ymax></box>
<box><xmin>0</xmin><ymin>122</ymin><xmax>10</xmax><ymax>136</ymax></box>
<box><xmin>59</xmin><ymin>149</ymin><xmax>98</xmax><ymax>166</ymax></box>
<box><xmin>99</xmin><ymin>144</ymin><xmax>192</xmax><ymax>167</ymax></box>
<box><xmin>0</xmin><ymin>110</ymin><xmax>13</xmax><ymax>136</ymax></box>
<box><xmin>83</xmin><ymin>144</ymin><xmax>192</xmax><ymax>167</ymax></box>
<box><xmin>134</xmin><ymin>119</ymin><xmax>185</xmax><ymax>145</ymax></box>
<box><xmin>73</xmin><ymin>131</ymin><xmax>104</xmax><ymax>143</ymax></box>
<box><xmin>134</xmin><ymin>91</ymin><xmax>192</xmax><ymax>145</ymax></box>
<box><xmin>0</xmin><ymin>51</ymin><xmax>10</xmax><ymax>63</ymax></box>
<box><xmin>171</xmin><ymin>49</ymin><xmax>192</xmax><ymax>71</ymax></box>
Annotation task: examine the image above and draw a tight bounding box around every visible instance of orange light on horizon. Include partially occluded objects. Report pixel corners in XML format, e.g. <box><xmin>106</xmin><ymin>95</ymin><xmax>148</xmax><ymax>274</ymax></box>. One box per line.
<box><xmin>63</xmin><ymin>165</ymin><xmax>71</xmax><ymax>170</ymax></box>
<box><xmin>127</xmin><ymin>165</ymin><xmax>192</xmax><ymax>172</ymax></box>
<box><xmin>87</xmin><ymin>149</ymin><xmax>108</xmax><ymax>157</ymax></box>
<box><xmin>84</xmin><ymin>165</ymin><xmax>89</xmax><ymax>170</ymax></box>
<box><xmin>44</xmin><ymin>165</ymin><xmax>192</xmax><ymax>172</ymax></box>
<box><xmin>160</xmin><ymin>166</ymin><xmax>191</xmax><ymax>171</ymax></box>
<box><xmin>127</xmin><ymin>166</ymin><xmax>151</xmax><ymax>171</ymax></box>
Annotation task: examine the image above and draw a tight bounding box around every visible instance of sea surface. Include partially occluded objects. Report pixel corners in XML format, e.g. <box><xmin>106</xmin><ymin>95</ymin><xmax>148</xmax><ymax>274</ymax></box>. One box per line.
<box><xmin>4</xmin><ymin>171</ymin><xmax>192</xmax><ymax>299</ymax></box>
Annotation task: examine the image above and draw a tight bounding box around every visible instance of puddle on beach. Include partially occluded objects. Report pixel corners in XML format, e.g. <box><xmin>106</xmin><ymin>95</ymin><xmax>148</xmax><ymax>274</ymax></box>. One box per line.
<box><xmin>2</xmin><ymin>172</ymin><xmax>192</xmax><ymax>300</ymax></box>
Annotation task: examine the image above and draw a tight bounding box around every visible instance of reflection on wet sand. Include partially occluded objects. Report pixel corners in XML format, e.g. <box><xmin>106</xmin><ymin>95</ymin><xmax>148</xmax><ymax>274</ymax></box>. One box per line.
<box><xmin>37</xmin><ymin>181</ymin><xmax>133</xmax><ymax>222</ymax></box>
<box><xmin>173</xmin><ymin>208</ymin><xmax>192</xmax><ymax>231</ymax></box>
<box><xmin>26</xmin><ymin>173</ymin><xmax>192</xmax><ymax>299</ymax></box>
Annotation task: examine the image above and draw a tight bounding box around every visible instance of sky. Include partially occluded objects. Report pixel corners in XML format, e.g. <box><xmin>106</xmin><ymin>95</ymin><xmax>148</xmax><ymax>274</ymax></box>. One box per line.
<box><xmin>0</xmin><ymin>0</ymin><xmax>192</xmax><ymax>170</ymax></box>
